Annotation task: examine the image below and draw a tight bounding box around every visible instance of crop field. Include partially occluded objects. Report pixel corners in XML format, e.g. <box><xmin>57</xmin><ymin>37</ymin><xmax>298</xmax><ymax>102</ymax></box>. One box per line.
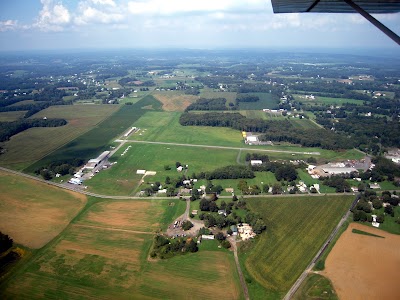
<box><xmin>1</xmin><ymin>198</ymin><xmax>242</xmax><ymax>300</ymax></box>
<box><xmin>152</xmin><ymin>91</ymin><xmax>199</xmax><ymax>111</ymax></box>
<box><xmin>7</xmin><ymin>99</ymin><xmax>36</xmax><ymax>107</ymax></box>
<box><xmin>323</xmin><ymin>223</ymin><xmax>400</xmax><ymax>300</ymax></box>
<box><xmin>0</xmin><ymin>105</ymin><xmax>118</xmax><ymax>170</ymax></box>
<box><xmin>86</xmin><ymin>143</ymin><xmax>239</xmax><ymax>195</ymax></box>
<box><xmin>25</xmin><ymin>96</ymin><xmax>162</xmax><ymax>173</ymax></box>
<box><xmin>0</xmin><ymin>111</ymin><xmax>26</xmax><ymax>122</ymax></box>
<box><xmin>242</xmin><ymin>195</ymin><xmax>354</xmax><ymax>299</ymax></box>
<box><xmin>290</xmin><ymin>118</ymin><xmax>320</xmax><ymax>129</ymax></box>
<box><xmin>238</xmin><ymin>93</ymin><xmax>279</xmax><ymax>110</ymax></box>
<box><xmin>0</xmin><ymin>170</ymin><xmax>86</xmax><ymax>248</ymax></box>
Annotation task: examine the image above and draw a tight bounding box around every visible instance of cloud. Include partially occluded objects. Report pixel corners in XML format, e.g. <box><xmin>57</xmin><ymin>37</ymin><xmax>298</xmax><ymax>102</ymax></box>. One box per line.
<box><xmin>34</xmin><ymin>0</ymin><xmax>71</xmax><ymax>31</ymax></box>
<box><xmin>127</xmin><ymin>0</ymin><xmax>267</xmax><ymax>16</ymax></box>
<box><xmin>74</xmin><ymin>4</ymin><xmax>124</xmax><ymax>25</ymax></box>
<box><xmin>0</xmin><ymin>20</ymin><xmax>19</xmax><ymax>32</ymax></box>
<box><xmin>90</xmin><ymin>0</ymin><xmax>116</xmax><ymax>6</ymax></box>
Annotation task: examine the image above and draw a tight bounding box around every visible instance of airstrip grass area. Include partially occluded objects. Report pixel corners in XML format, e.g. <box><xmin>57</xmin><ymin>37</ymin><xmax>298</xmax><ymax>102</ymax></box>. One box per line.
<box><xmin>1</xmin><ymin>199</ymin><xmax>242</xmax><ymax>300</ymax></box>
<box><xmin>25</xmin><ymin>96</ymin><xmax>162</xmax><ymax>173</ymax></box>
<box><xmin>241</xmin><ymin>195</ymin><xmax>354</xmax><ymax>299</ymax></box>
<box><xmin>0</xmin><ymin>105</ymin><xmax>118</xmax><ymax>170</ymax></box>
<box><xmin>238</xmin><ymin>93</ymin><xmax>279</xmax><ymax>110</ymax></box>
<box><xmin>0</xmin><ymin>170</ymin><xmax>87</xmax><ymax>249</ymax></box>
<box><xmin>86</xmin><ymin>143</ymin><xmax>240</xmax><ymax>195</ymax></box>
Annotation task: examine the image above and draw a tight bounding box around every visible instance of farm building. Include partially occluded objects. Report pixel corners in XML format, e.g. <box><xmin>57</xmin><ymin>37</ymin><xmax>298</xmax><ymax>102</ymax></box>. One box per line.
<box><xmin>230</xmin><ymin>225</ymin><xmax>238</xmax><ymax>236</ymax></box>
<box><xmin>136</xmin><ymin>170</ymin><xmax>146</xmax><ymax>175</ymax></box>
<box><xmin>322</xmin><ymin>167</ymin><xmax>357</xmax><ymax>175</ymax></box>
<box><xmin>245</xmin><ymin>136</ymin><xmax>258</xmax><ymax>144</ymax></box>
<box><xmin>250</xmin><ymin>160</ymin><xmax>263</xmax><ymax>166</ymax></box>
<box><xmin>69</xmin><ymin>178</ymin><xmax>82</xmax><ymax>185</ymax></box>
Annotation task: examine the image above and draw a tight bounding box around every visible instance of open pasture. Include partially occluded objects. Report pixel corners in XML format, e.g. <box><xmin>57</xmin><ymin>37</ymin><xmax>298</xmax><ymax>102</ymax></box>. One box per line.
<box><xmin>293</xmin><ymin>94</ymin><xmax>363</xmax><ymax>105</ymax></box>
<box><xmin>25</xmin><ymin>96</ymin><xmax>162</xmax><ymax>173</ymax></box>
<box><xmin>238</xmin><ymin>93</ymin><xmax>279</xmax><ymax>110</ymax></box>
<box><xmin>86</xmin><ymin>143</ymin><xmax>239</xmax><ymax>195</ymax></box>
<box><xmin>0</xmin><ymin>111</ymin><xmax>26</xmax><ymax>122</ymax></box>
<box><xmin>0</xmin><ymin>105</ymin><xmax>118</xmax><ymax>170</ymax></box>
<box><xmin>0</xmin><ymin>170</ymin><xmax>86</xmax><ymax>249</ymax></box>
<box><xmin>242</xmin><ymin>195</ymin><xmax>354</xmax><ymax>299</ymax></box>
<box><xmin>152</xmin><ymin>91</ymin><xmax>199</xmax><ymax>111</ymax></box>
<box><xmin>323</xmin><ymin>223</ymin><xmax>400</xmax><ymax>300</ymax></box>
<box><xmin>1</xmin><ymin>198</ymin><xmax>242</xmax><ymax>300</ymax></box>
<box><xmin>200</xmin><ymin>90</ymin><xmax>237</xmax><ymax>106</ymax></box>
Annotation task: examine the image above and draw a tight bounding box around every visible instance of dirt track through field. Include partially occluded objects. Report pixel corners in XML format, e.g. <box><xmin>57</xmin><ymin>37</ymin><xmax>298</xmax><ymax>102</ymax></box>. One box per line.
<box><xmin>322</xmin><ymin>223</ymin><xmax>400</xmax><ymax>300</ymax></box>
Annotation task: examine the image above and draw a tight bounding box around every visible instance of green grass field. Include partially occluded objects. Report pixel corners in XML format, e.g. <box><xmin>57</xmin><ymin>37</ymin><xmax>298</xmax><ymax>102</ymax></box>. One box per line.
<box><xmin>293</xmin><ymin>94</ymin><xmax>363</xmax><ymax>105</ymax></box>
<box><xmin>0</xmin><ymin>105</ymin><xmax>118</xmax><ymax>170</ymax></box>
<box><xmin>292</xmin><ymin>273</ymin><xmax>338</xmax><ymax>300</ymax></box>
<box><xmin>0</xmin><ymin>111</ymin><xmax>27</xmax><ymax>122</ymax></box>
<box><xmin>200</xmin><ymin>90</ymin><xmax>237</xmax><ymax>106</ymax></box>
<box><xmin>86</xmin><ymin>143</ymin><xmax>240</xmax><ymax>195</ymax></box>
<box><xmin>238</xmin><ymin>93</ymin><xmax>279</xmax><ymax>110</ymax></box>
<box><xmin>241</xmin><ymin>195</ymin><xmax>354</xmax><ymax>299</ymax></box>
<box><xmin>25</xmin><ymin>96</ymin><xmax>162</xmax><ymax>173</ymax></box>
<box><xmin>1</xmin><ymin>198</ymin><xmax>242</xmax><ymax>300</ymax></box>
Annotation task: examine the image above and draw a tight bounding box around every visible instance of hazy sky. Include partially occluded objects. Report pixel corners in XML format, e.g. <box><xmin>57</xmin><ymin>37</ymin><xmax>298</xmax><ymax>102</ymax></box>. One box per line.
<box><xmin>1</xmin><ymin>0</ymin><xmax>399</xmax><ymax>51</ymax></box>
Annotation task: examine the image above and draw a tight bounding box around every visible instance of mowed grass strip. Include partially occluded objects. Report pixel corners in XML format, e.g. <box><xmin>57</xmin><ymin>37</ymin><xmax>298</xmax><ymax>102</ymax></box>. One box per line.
<box><xmin>244</xmin><ymin>195</ymin><xmax>354</xmax><ymax>294</ymax></box>
<box><xmin>130</xmin><ymin>111</ymin><xmax>244</xmax><ymax>147</ymax></box>
<box><xmin>0</xmin><ymin>105</ymin><xmax>118</xmax><ymax>170</ymax></box>
<box><xmin>25</xmin><ymin>96</ymin><xmax>162</xmax><ymax>173</ymax></box>
<box><xmin>0</xmin><ymin>170</ymin><xmax>87</xmax><ymax>249</ymax></box>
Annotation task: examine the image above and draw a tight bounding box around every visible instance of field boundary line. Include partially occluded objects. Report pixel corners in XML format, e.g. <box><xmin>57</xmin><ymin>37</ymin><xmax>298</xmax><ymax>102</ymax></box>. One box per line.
<box><xmin>72</xmin><ymin>224</ymin><xmax>154</xmax><ymax>235</ymax></box>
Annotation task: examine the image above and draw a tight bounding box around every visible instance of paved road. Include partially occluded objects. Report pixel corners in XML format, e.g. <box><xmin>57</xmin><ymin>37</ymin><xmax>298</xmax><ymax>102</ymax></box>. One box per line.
<box><xmin>282</xmin><ymin>194</ymin><xmax>360</xmax><ymax>300</ymax></box>
<box><xmin>124</xmin><ymin>140</ymin><xmax>321</xmax><ymax>155</ymax></box>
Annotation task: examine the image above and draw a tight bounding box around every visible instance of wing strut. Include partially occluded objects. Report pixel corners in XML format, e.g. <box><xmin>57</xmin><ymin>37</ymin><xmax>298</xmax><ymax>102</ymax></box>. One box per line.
<box><xmin>342</xmin><ymin>0</ymin><xmax>399</xmax><ymax>45</ymax></box>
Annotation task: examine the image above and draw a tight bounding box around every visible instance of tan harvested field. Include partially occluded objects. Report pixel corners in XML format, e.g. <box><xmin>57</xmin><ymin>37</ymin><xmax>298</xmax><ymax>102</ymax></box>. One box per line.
<box><xmin>152</xmin><ymin>91</ymin><xmax>198</xmax><ymax>111</ymax></box>
<box><xmin>1</xmin><ymin>198</ymin><xmax>242</xmax><ymax>300</ymax></box>
<box><xmin>323</xmin><ymin>223</ymin><xmax>400</xmax><ymax>300</ymax></box>
<box><xmin>75</xmin><ymin>201</ymin><xmax>164</xmax><ymax>232</ymax></box>
<box><xmin>0</xmin><ymin>170</ymin><xmax>86</xmax><ymax>248</ymax></box>
<box><xmin>0</xmin><ymin>111</ymin><xmax>27</xmax><ymax>121</ymax></box>
<box><xmin>0</xmin><ymin>104</ymin><xmax>118</xmax><ymax>169</ymax></box>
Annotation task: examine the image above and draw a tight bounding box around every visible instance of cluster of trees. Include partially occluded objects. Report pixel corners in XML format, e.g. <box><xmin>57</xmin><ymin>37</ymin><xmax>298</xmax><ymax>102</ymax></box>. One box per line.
<box><xmin>352</xmin><ymin>190</ymin><xmax>398</xmax><ymax>223</ymax></box>
<box><xmin>179</xmin><ymin>112</ymin><xmax>270</xmax><ymax>133</ymax></box>
<box><xmin>322</xmin><ymin>175</ymin><xmax>351</xmax><ymax>193</ymax></box>
<box><xmin>199</xmin><ymin>199</ymin><xmax>248</xmax><ymax>228</ymax></box>
<box><xmin>203</xmin><ymin>165</ymin><xmax>255</xmax><ymax>180</ymax></box>
<box><xmin>150</xmin><ymin>235</ymin><xmax>198</xmax><ymax>259</ymax></box>
<box><xmin>34</xmin><ymin>158</ymin><xmax>84</xmax><ymax>180</ymax></box>
<box><xmin>0</xmin><ymin>231</ymin><xmax>20</xmax><ymax>273</ymax></box>
<box><xmin>185</xmin><ymin>98</ymin><xmax>228</xmax><ymax>111</ymax></box>
<box><xmin>0</xmin><ymin>118</ymin><xmax>67</xmax><ymax>142</ymax></box>
<box><xmin>250</xmin><ymin>161</ymin><xmax>298</xmax><ymax>182</ymax></box>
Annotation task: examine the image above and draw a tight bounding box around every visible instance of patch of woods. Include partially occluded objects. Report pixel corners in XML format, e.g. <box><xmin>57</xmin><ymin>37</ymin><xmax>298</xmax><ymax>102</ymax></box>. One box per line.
<box><xmin>0</xmin><ymin>232</ymin><xmax>23</xmax><ymax>276</ymax></box>
<box><xmin>0</xmin><ymin>118</ymin><xmax>67</xmax><ymax>143</ymax></box>
<box><xmin>179</xmin><ymin>112</ymin><xmax>352</xmax><ymax>150</ymax></box>
<box><xmin>196</xmin><ymin>197</ymin><xmax>266</xmax><ymax>235</ymax></box>
<box><xmin>184</xmin><ymin>95</ymin><xmax>260</xmax><ymax>112</ymax></box>
<box><xmin>34</xmin><ymin>159</ymin><xmax>84</xmax><ymax>180</ymax></box>
<box><xmin>352</xmin><ymin>190</ymin><xmax>400</xmax><ymax>225</ymax></box>
<box><xmin>150</xmin><ymin>235</ymin><xmax>198</xmax><ymax>259</ymax></box>
<box><xmin>0</xmin><ymin>86</ymin><xmax>70</xmax><ymax>119</ymax></box>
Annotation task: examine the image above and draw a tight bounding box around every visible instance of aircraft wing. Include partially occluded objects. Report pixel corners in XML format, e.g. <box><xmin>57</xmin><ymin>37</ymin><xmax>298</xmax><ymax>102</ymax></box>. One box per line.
<box><xmin>270</xmin><ymin>0</ymin><xmax>400</xmax><ymax>45</ymax></box>
<box><xmin>271</xmin><ymin>0</ymin><xmax>400</xmax><ymax>14</ymax></box>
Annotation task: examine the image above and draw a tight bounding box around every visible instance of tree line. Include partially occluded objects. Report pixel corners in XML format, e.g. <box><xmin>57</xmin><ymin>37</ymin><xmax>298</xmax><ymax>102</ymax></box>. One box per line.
<box><xmin>0</xmin><ymin>118</ymin><xmax>67</xmax><ymax>142</ymax></box>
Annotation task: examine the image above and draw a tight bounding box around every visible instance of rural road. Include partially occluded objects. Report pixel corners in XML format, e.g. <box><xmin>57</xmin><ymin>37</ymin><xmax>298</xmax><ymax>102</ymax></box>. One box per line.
<box><xmin>282</xmin><ymin>194</ymin><xmax>360</xmax><ymax>300</ymax></box>
<box><xmin>123</xmin><ymin>139</ymin><xmax>321</xmax><ymax>155</ymax></box>
<box><xmin>228</xmin><ymin>237</ymin><xmax>250</xmax><ymax>300</ymax></box>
